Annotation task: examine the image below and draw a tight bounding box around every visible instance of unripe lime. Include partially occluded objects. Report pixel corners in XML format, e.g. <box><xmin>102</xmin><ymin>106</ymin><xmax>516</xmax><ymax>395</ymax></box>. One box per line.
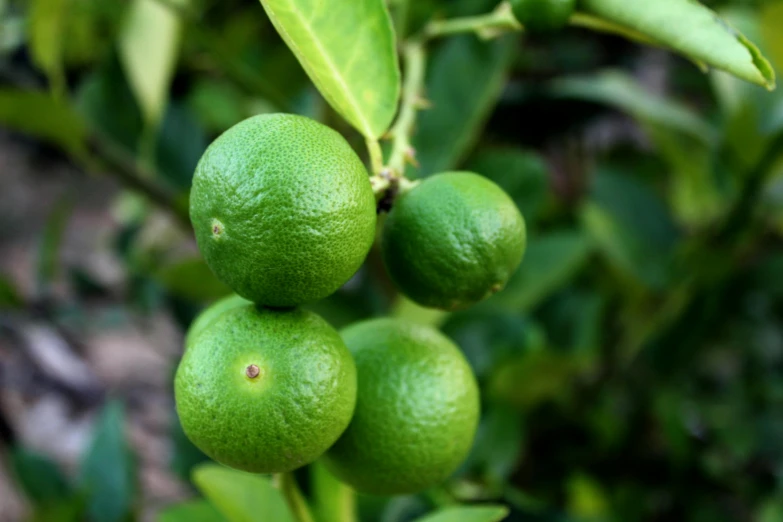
<box><xmin>382</xmin><ymin>172</ymin><xmax>526</xmax><ymax>311</ymax></box>
<box><xmin>323</xmin><ymin>318</ymin><xmax>479</xmax><ymax>495</ymax></box>
<box><xmin>175</xmin><ymin>304</ymin><xmax>357</xmax><ymax>473</ymax></box>
<box><xmin>189</xmin><ymin>114</ymin><xmax>377</xmax><ymax>307</ymax></box>
<box><xmin>511</xmin><ymin>0</ymin><xmax>576</xmax><ymax>31</ymax></box>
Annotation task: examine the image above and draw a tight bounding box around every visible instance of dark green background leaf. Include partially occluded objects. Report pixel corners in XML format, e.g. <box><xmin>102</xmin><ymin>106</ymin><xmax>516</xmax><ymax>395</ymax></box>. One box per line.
<box><xmin>9</xmin><ymin>448</ymin><xmax>71</xmax><ymax>506</ymax></box>
<box><xmin>492</xmin><ymin>231</ymin><xmax>593</xmax><ymax>311</ymax></box>
<box><xmin>412</xmin><ymin>35</ymin><xmax>516</xmax><ymax>177</ymax></box>
<box><xmin>79</xmin><ymin>401</ymin><xmax>136</xmax><ymax>522</ymax></box>
<box><xmin>0</xmin><ymin>89</ymin><xmax>87</xmax><ymax>157</ymax></box>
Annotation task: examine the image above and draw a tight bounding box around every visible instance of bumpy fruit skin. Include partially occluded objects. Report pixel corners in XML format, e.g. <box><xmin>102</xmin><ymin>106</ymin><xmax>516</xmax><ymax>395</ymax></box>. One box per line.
<box><xmin>184</xmin><ymin>294</ymin><xmax>249</xmax><ymax>348</ymax></box>
<box><xmin>511</xmin><ymin>0</ymin><xmax>576</xmax><ymax>31</ymax></box>
<box><xmin>175</xmin><ymin>304</ymin><xmax>357</xmax><ymax>473</ymax></box>
<box><xmin>323</xmin><ymin>318</ymin><xmax>479</xmax><ymax>495</ymax></box>
<box><xmin>381</xmin><ymin>172</ymin><xmax>526</xmax><ymax>311</ymax></box>
<box><xmin>189</xmin><ymin>113</ymin><xmax>377</xmax><ymax>307</ymax></box>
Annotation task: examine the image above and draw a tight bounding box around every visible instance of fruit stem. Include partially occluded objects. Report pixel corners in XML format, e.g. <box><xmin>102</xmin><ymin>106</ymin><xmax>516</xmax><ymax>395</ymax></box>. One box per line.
<box><xmin>366</xmin><ymin>137</ymin><xmax>385</xmax><ymax>176</ymax></box>
<box><xmin>277</xmin><ymin>472</ymin><xmax>316</xmax><ymax>522</ymax></box>
<box><xmin>387</xmin><ymin>40</ymin><xmax>427</xmax><ymax>178</ymax></box>
<box><xmin>423</xmin><ymin>2</ymin><xmax>521</xmax><ymax>40</ymax></box>
<box><xmin>370</xmin><ymin>171</ymin><xmax>393</xmax><ymax>201</ymax></box>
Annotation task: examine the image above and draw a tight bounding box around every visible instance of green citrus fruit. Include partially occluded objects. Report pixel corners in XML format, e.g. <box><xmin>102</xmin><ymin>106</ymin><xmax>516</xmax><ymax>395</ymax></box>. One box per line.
<box><xmin>189</xmin><ymin>113</ymin><xmax>377</xmax><ymax>307</ymax></box>
<box><xmin>381</xmin><ymin>172</ymin><xmax>526</xmax><ymax>311</ymax></box>
<box><xmin>323</xmin><ymin>318</ymin><xmax>479</xmax><ymax>495</ymax></box>
<box><xmin>510</xmin><ymin>0</ymin><xmax>576</xmax><ymax>31</ymax></box>
<box><xmin>184</xmin><ymin>294</ymin><xmax>249</xmax><ymax>347</ymax></box>
<box><xmin>175</xmin><ymin>304</ymin><xmax>357</xmax><ymax>473</ymax></box>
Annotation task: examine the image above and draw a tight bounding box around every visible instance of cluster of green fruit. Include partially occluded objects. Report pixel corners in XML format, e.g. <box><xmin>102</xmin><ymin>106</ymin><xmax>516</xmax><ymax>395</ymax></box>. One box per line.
<box><xmin>175</xmin><ymin>113</ymin><xmax>526</xmax><ymax>495</ymax></box>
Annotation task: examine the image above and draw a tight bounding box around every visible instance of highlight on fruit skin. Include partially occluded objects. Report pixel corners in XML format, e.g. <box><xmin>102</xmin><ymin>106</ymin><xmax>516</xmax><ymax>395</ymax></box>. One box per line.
<box><xmin>323</xmin><ymin>318</ymin><xmax>480</xmax><ymax>495</ymax></box>
<box><xmin>381</xmin><ymin>171</ymin><xmax>526</xmax><ymax>311</ymax></box>
<box><xmin>175</xmin><ymin>304</ymin><xmax>357</xmax><ymax>474</ymax></box>
<box><xmin>189</xmin><ymin>113</ymin><xmax>377</xmax><ymax>308</ymax></box>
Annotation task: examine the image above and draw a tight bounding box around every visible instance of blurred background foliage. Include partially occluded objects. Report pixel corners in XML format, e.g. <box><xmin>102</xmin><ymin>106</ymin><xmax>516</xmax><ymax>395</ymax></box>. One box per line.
<box><xmin>1</xmin><ymin>0</ymin><xmax>783</xmax><ymax>521</ymax></box>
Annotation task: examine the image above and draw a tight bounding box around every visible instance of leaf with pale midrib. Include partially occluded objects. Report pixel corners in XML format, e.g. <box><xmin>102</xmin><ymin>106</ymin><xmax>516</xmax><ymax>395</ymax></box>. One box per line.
<box><xmin>258</xmin><ymin>0</ymin><xmax>400</xmax><ymax>139</ymax></box>
<box><xmin>579</xmin><ymin>0</ymin><xmax>775</xmax><ymax>89</ymax></box>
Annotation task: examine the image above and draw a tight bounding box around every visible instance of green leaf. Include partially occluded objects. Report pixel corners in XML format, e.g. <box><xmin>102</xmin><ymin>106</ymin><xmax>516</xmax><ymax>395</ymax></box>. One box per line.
<box><xmin>29</xmin><ymin>0</ymin><xmax>67</xmax><ymax>93</ymax></box>
<box><xmin>9</xmin><ymin>448</ymin><xmax>71</xmax><ymax>506</ymax></box>
<box><xmin>119</xmin><ymin>0</ymin><xmax>186</xmax><ymax>127</ymax></box>
<box><xmin>79</xmin><ymin>401</ymin><xmax>136</xmax><ymax>522</ymax></box>
<box><xmin>591</xmin><ymin>168</ymin><xmax>680</xmax><ymax>252</ymax></box>
<box><xmin>157</xmin><ymin>500</ymin><xmax>226</xmax><ymax>522</ymax></box>
<box><xmin>412</xmin><ymin>35</ymin><xmax>516</xmax><ymax>177</ymax></box>
<box><xmin>391</xmin><ymin>296</ymin><xmax>449</xmax><ymax>327</ymax></box>
<box><xmin>442</xmin><ymin>306</ymin><xmax>540</xmax><ymax>379</ymax></box>
<box><xmin>30</xmin><ymin>496</ymin><xmax>87</xmax><ymax>522</ymax></box>
<box><xmin>154</xmin><ymin>258</ymin><xmax>231</xmax><ymax>302</ymax></box>
<box><xmin>489</xmin><ymin>350</ymin><xmax>580</xmax><ymax>409</ymax></box>
<box><xmin>550</xmin><ymin>71</ymin><xmax>722</xmax><ymax>226</ymax></box>
<box><xmin>581</xmin><ymin>202</ymin><xmax>676</xmax><ymax>291</ymax></box>
<box><xmin>649</xmin><ymin>126</ymin><xmax>721</xmax><ymax>227</ymax></box>
<box><xmin>760</xmin><ymin>2</ymin><xmax>783</xmax><ymax>75</ymax></box>
<box><xmin>466</xmin><ymin>148</ymin><xmax>549</xmax><ymax>226</ymax></box>
<box><xmin>492</xmin><ymin>231</ymin><xmax>593</xmax><ymax>311</ymax></box>
<box><xmin>582</xmin><ymin>167</ymin><xmax>680</xmax><ymax>289</ymax></box>
<box><xmin>154</xmin><ymin>102</ymin><xmax>208</xmax><ymax>191</ymax></box>
<box><xmin>257</xmin><ymin>0</ymin><xmax>400</xmax><ymax>138</ymax></box>
<box><xmin>381</xmin><ymin>496</ymin><xmax>430</xmax><ymax>522</ymax></box>
<box><xmin>711</xmin><ymin>8</ymin><xmax>783</xmax><ymax>170</ymax></box>
<box><xmin>466</xmin><ymin>402</ymin><xmax>524</xmax><ymax>484</ymax></box>
<box><xmin>76</xmin><ymin>56</ymin><xmax>144</xmax><ymax>153</ymax></box>
<box><xmin>549</xmin><ymin>70</ymin><xmax>715</xmax><ymax>143</ymax></box>
<box><xmin>311</xmin><ymin>461</ymin><xmax>356</xmax><ymax>522</ymax></box>
<box><xmin>577</xmin><ymin>0</ymin><xmax>775</xmax><ymax>89</ymax></box>
<box><xmin>758</xmin><ymin>499</ymin><xmax>783</xmax><ymax>522</ymax></box>
<box><xmin>566</xmin><ymin>473</ymin><xmax>610</xmax><ymax>519</ymax></box>
<box><xmin>0</xmin><ymin>89</ymin><xmax>87</xmax><ymax>157</ymax></box>
<box><xmin>653</xmin><ymin>389</ymin><xmax>692</xmax><ymax>464</ymax></box>
<box><xmin>0</xmin><ymin>273</ymin><xmax>23</xmax><ymax>309</ymax></box>
<box><xmin>192</xmin><ymin>464</ymin><xmax>294</xmax><ymax>522</ymax></box>
<box><xmin>187</xmin><ymin>80</ymin><xmax>248</xmax><ymax>133</ymax></box>
<box><xmin>413</xmin><ymin>505</ymin><xmax>509</xmax><ymax>522</ymax></box>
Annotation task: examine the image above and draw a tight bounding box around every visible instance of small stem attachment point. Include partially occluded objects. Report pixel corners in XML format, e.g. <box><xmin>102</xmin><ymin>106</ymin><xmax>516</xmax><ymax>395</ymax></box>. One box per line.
<box><xmin>245</xmin><ymin>364</ymin><xmax>260</xmax><ymax>379</ymax></box>
<box><xmin>370</xmin><ymin>173</ymin><xmax>392</xmax><ymax>201</ymax></box>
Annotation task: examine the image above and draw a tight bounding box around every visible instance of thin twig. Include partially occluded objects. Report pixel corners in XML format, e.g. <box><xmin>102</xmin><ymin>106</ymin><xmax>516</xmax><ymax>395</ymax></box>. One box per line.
<box><xmin>87</xmin><ymin>134</ymin><xmax>191</xmax><ymax>228</ymax></box>
<box><xmin>366</xmin><ymin>137</ymin><xmax>384</xmax><ymax>176</ymax></box>
<box><xmin>387</xmin><ymin>40</ymin><xmax>427</xmax><ymax>177</ymax></box>
<box><xmin>423</xmin><ymin>1</ymin><xmax>520</xmax><ymax>40</ymax></box>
